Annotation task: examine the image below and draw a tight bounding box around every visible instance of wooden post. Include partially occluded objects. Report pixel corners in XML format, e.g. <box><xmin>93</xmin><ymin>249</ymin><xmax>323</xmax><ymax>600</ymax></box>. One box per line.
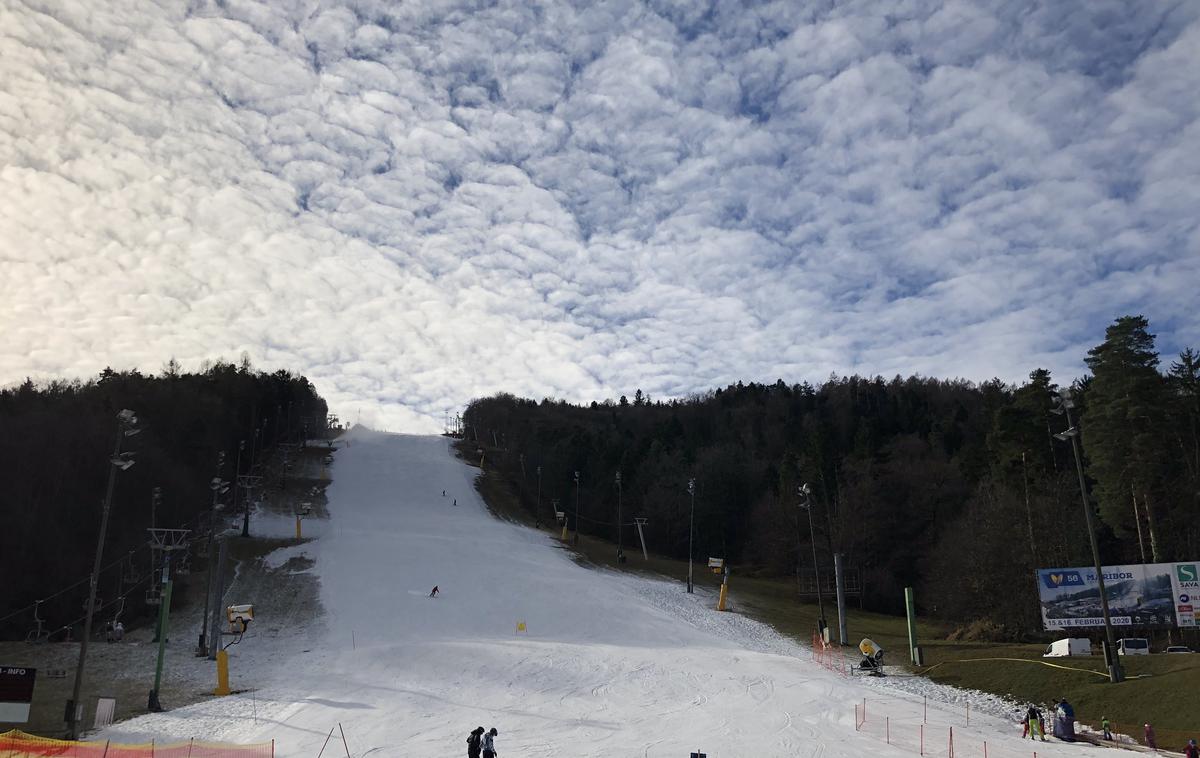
<box><xmin>920</xmin><ymin>724</ymin><xmax>924</xmax><ymax>755</ymax></box>
<box><xmin>886</xmin><ymin>716</ymin><xmax>890</xmax><ymax>744</ymax></box>
<box><xmin>948</xmin><ymin>726</ymin><xmax>954</xmax><ymax>758</ymax></box>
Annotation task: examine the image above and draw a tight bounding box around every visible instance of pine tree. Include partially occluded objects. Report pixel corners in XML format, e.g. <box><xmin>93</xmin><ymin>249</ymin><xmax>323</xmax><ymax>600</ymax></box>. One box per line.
<box><xmin>1081</xmin><ymin>316</ymin><xmax>1169</xmax><ymax>548</ymax></box>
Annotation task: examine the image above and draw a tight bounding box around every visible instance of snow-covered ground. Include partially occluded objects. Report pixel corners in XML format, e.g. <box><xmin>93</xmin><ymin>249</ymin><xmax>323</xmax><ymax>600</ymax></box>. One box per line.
<box><xmin>101</xmin><ymin>430</ymin><xmax>1119</xmax><ymax>757</ymax></box>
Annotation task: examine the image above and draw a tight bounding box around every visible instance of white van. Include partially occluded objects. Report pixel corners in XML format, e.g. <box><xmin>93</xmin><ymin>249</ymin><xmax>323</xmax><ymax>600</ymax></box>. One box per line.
<box><xmin>1043</xmin><ymin>638</ymin><xmax>1091</xmax><ymax>657</ymax></box>
<box><xmin>1117</xmin><ymin>637</ymin><xmax>1150</xmax><ymax>656</ymax></box>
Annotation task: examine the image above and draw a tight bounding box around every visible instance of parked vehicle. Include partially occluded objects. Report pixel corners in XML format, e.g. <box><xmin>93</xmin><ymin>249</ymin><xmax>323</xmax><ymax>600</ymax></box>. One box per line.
<box><xmin>1117</xmin><ymin>638</ymin><xmax>1150</xmax><ymax>655</ymax></box>
<box><xmin>1165</xmin><ymin>645</ymin><xmax>1194</xmax><ymax>654</ymax></box>
<box><xmin>1043</xmin><ymin>638</ymin><xmax>1092</xmax><ymax>657</ymax></box>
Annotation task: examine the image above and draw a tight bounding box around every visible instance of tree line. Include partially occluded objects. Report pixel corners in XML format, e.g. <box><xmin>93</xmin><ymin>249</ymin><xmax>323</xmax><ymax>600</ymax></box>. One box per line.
<box><xmin>463</xmin><ymin>316</ymin><xmax>1199</xmax><ymax>638</ymax></box>
<box><xmin>0</xmin><ymin>357</ymin><xmax>328</xmax><ymax>639</ymax></box>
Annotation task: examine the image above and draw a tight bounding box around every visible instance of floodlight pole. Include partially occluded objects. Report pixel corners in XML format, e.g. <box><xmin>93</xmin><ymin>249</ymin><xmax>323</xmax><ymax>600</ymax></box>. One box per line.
<box><xmin>69</xmin><ymin>410</ymin><xmax>136</xmax><ymax>739</ymax></box>
<box><xmin>1056</xmin><ymin>393</ymin><xmax>1123</xmax><ymax>683</ymax></box>
<box><xmin>800</xmin><ymin>484</ymin><xmax>827</xmax><ymax>633</ymax></box>
<box><xmin>687</xmin><ymin>478</ymin><xmax>695</xmax><ymax>593</ymax></box>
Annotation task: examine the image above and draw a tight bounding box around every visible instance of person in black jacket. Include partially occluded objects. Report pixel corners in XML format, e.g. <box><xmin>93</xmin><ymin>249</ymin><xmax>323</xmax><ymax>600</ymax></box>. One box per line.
<box><xmin>466</xmin><ymin>727</ymin><xmax>484</xmax><ymax>758</ymax></box>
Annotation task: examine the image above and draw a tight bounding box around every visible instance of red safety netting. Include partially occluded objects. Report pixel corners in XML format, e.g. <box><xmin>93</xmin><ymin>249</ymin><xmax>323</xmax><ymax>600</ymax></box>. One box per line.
<box><xmin>0</xmin><ymin>730</ymin><xmax>273</xmax><ymax>758</ymax></box>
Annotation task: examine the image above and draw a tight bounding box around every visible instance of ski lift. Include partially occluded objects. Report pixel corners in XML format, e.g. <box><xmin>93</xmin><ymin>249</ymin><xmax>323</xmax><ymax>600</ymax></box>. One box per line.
<box><xmin>25</xmin><ymin>600</ymin><xmax>47</xmax><ymax>644</ymax></box>
<box><xmin>145</xmin><ymin>585</ymin><xmax>163</xmax><ymax>606</ymax></box>
<box><xmin>555</xmin><ymin>511</ymin><xmax>566</xmax><ymax>524</ymax></box>
<box><xmin>174</xmin><ymin>554</ymin><xmax>191</xmax><ymax>577</ymax></box>
<box><xmin>110</xmin><ymin>595</ymin><xmax>126</xmax><ymax>625</ymax></box>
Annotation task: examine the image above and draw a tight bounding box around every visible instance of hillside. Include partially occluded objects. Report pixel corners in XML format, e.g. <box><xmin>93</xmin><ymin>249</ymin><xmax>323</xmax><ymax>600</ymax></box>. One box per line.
<box><xmin>89</xmin><ymin>430</ymin><xmax>1126</xmax><ymax>757</ymax></box>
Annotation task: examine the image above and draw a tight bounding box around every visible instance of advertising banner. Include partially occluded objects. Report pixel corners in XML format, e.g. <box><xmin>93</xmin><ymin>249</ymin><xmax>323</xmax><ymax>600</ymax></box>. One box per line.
<box><xmin>0</xmin><ymin>667</ymin><xmax>36</xmax><ymax>723</ymax></box>
<box><xmin>1171</xmin><ymin>562</ymin><xmax>1199</xmax><ymax>627</ymax></box>
<box><xmin>1036</xmin><ymin>563</ymin><xmax>1188</xmax><ymax>630</ymax></box>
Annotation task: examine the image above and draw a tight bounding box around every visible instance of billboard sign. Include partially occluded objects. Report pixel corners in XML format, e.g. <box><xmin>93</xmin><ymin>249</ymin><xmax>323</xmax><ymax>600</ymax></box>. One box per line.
<box><xmin>1036</xmin><ymin>563</ymin><xmax>1190</xmax><ymax>630</ymax></box>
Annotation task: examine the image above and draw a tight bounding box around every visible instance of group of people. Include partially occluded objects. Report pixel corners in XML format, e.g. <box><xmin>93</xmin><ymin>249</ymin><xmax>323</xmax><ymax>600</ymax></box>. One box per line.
<box><xmin>466</xmin><ymin>726</ymin><xmax>498</xmax><ymax>758</ymax></box>
<box><xmin>1021</xmin><ymin>698</ymin><xmax>1074</xmax><ymax>741</ymax></box>
<box><xmin>1024</xmin><ymin>703</ymin><xmax>1198</xmax><ymax>755</ymax></box>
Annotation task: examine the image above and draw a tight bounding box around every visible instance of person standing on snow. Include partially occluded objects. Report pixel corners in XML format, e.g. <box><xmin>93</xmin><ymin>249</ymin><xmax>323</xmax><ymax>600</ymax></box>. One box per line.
<box><xmin>430</xmin><ymin>586</ymin><xmax>440</xmax><ymax>598</ymax></box>
<box><xmin>466</xmin><ymin>726</ymin><xmax>484</xmax><ymax>758</ymax></box>
<box><xmin>1144</xmin><ymin>723</ymin><xmax>1156</xmax><ymax>750</ymax></box>
<box><xmin>482</xmin><ymin>727</ymin><xmax>498</xmax><ymax>758</ymax></box>
<box><xmin>1183</xmin><ymin>738</ymin><xmax>1197</xmax><ymax>758</ymax></box>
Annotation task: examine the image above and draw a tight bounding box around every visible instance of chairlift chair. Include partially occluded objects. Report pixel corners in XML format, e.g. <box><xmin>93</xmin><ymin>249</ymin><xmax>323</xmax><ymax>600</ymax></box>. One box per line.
<box><xmin>145</xmin><ymin>586</ymin><xmax>163</xmax><ymax>606</ymax></box>
<box><xmin>24</xmin><ymin>600</ymin><xmax>47</xmax><ymax>644</ymax></box>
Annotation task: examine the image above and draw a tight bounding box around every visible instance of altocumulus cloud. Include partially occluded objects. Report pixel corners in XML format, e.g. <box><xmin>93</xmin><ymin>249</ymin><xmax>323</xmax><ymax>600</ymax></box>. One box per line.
<box><xmin>1</xmin><ymin>0</ymin><xmax>1198</xmax><ymax>431</ymax></box>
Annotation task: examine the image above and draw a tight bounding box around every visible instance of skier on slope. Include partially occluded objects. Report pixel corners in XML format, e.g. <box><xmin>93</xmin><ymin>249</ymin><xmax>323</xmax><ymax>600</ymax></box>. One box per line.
<box><xmin>482</xmin><ymin>727</ymin><xmax>498</xmax><ymax>758</ymax></box>
<box><xmin>466</xmin><ymin>726</ymin><xmax>484</xmax><ymax>758</ymax></box>
<box><xmin>430</xmin><ymin>586</ymin><xmax>440</xmax><ymax>598</ymax></box>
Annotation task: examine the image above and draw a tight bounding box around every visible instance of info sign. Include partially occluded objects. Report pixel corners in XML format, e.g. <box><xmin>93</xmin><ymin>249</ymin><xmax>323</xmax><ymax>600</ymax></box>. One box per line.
<box><xmin>1036</xmin><ymin>562</ymin><xmax>1200</xmax><ymax>630</ymax></box>
<box><xmin>0</xmin><ymin>666</ymin><xmax>36</xmax><ymax>723</ymax></box>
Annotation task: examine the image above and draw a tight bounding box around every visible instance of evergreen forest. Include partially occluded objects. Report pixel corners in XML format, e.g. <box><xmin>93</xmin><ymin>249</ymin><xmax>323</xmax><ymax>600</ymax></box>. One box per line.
<box><xmin>463</xmin><ymin>316</ymin><xmax>1200</xmax><ymax>638</ymax></box>
<box><xmin>0</xmin><ymin>358</ymin><xmax>329</xmax><ymax>639</ymax></box>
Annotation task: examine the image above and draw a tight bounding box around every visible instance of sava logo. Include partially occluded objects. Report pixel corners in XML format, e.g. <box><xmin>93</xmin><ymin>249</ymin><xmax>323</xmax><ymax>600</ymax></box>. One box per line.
<box><xmin>1177</xmin><ymin>564</ymin><xmax>1199</xmax><ymax>584</ymax></box>
<box><xmin>1043</xmin><ymin>571</ymin><xmax>1085</xmax><ymax>588</ymax></box>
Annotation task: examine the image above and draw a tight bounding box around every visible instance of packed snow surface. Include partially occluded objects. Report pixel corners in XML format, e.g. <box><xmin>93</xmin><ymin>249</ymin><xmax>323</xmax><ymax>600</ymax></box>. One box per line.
<box><xmin>102</xmin><ymin>430</ymin><xmax>1116</xmax><ymax>757</ymax></box>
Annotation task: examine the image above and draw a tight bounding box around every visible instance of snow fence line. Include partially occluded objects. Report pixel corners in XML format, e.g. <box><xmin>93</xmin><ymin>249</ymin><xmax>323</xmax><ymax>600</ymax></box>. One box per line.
<box><xmin>853</xmin><ymin>697</ymin><xmax>1070</xmax><ymax>758</ymax></box>
<box><xmin>0</xmin><ymin>729</ymin><xmax>274</xmax><ymax>757</ymax></box>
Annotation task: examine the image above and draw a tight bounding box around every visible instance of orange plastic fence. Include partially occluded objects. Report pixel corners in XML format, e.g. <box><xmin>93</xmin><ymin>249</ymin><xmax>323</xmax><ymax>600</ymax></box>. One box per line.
<box><xmin>0</xmin><ymin>730</ymin><xmax>273</xmax><ymax>758</ymax></box>
<box><xmin>811</xmin><ymin>632</ymin><xmax>847</xmax><ymax>675</ymax></box>
<box><xmin>854</xmin><ymin>697</ymin><xmax>1064</xmax><ymax>758</ymax></box>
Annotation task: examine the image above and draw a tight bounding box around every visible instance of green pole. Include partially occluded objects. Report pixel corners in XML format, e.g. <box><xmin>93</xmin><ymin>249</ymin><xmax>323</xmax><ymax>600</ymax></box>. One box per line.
<box><xmin>150</xmin><ymin>580</ymin><xmax>173</xmax><ymax>710</ymax></box>
<box><xmin>904</xmin><ymin>586</ymin><xmax>918</xmax><ymax>665</ymax></box>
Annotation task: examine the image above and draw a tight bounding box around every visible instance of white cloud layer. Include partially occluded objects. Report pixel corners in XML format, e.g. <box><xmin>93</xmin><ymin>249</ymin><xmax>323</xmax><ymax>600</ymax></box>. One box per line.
<box><xmin>2</xmin><ymin>0</ymin><xmax>1198</xmax><ymax>432</ymax></box>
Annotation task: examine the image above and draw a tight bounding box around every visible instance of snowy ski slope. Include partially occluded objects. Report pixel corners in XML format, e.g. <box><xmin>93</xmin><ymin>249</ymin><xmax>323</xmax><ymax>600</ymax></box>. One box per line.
<box><xmin>102</xmin><ymin>429</ymin><xmax>1118</xmax><ymax>757</ymax></box>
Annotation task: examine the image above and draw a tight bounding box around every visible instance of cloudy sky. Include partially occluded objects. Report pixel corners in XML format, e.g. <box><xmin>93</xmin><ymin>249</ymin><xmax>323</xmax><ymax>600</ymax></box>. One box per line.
<box><xmin>2</xmin><ymin>0</ymin><xmax>1198</xmax><ymax>432</ymax></box>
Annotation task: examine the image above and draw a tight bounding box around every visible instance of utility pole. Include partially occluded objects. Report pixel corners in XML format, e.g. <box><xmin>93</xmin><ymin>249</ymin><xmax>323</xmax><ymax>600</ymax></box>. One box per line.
<box><xmin>573</xmin><ymin>471</ymin><xmax>581</xmax><ymax>546</ymax></box>
<box><xmin>687</xmin><ymin>478</ymin><xmax>695</xmax><ymax>594</ymax></box>
<box><xmin>199</xmin><ymin>464</ymin><xmax>228</xmax><ymax>655</ymax></box>
<box><xmin>1053</xmin><ymin>389</ymin><xmax>1123</xmax><ymax>683</ymax></box>
<box><xmin>615</xmin><ymin>471</ymin><xmax>623</xmax><ymax>562</ymax></box>
<box><xmin>536</xmin><ymin>466</ymin><xmax>542</xmax><ymax>526</ymax></box>
<box><xmin>69</xmin><ymin>409</ymin><xmax>138</xmax><ymax>739</ymax></box>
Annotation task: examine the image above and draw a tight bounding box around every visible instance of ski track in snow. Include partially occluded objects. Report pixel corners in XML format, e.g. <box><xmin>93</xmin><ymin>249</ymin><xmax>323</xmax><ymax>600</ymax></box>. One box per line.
<box><xmin>97</xmin><ymin>431</ymin><xmax>1113</xmax><ymax>757</ymax></box>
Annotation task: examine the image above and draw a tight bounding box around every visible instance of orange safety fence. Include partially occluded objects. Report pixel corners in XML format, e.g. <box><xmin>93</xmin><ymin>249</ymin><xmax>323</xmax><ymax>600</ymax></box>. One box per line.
<box><xmin>0</xmin><ymin>730</ymin><xmax>274</xmax><ymax>758</ymax></box>
<box><xmin>853</xmin><ymin>697</ymin><xmax>1091</xmax><ymax>758</ymax></box>
<box><xmin>811</xmin><ymin>632</ymin><xmax>848</xmax><ymax>675</ymax></box>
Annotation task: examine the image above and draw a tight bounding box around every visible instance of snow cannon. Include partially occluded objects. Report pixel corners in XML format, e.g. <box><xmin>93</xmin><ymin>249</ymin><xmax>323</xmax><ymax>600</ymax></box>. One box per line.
<box><xmin>858</xmin><ymin>638</ymin><xmax>885</xmax><ymax>676</ymax></box>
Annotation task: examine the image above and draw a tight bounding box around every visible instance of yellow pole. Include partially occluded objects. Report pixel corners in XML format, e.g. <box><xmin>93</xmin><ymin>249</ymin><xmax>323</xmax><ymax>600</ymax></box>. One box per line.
<box><xmin>295</xmin><ymin>516</ymin><xmax>302</xmax><ymax>540</ymax></box>
<box><xmin>560</xmin><ymin>522</ymin><xmax>569</xmax><ymax>541</ymax></box>
<box><xmin>215</xmin><ymin>649</ymin><xmax>231</xmax><ymax>696</ymax></box>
